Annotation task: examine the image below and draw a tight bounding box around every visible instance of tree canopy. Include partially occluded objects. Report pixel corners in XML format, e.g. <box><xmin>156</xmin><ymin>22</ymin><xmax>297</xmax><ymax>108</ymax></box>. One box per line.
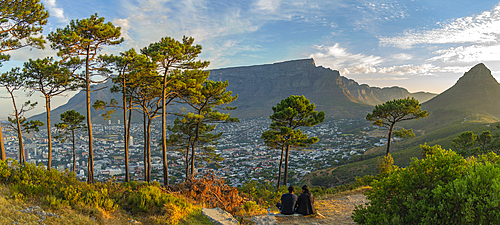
<box><xmin>262</xmin><ymin>95</ymin><xmax>324</xmax><ymax>188</ymax></box>
<box><xmin>366</xmin><ymin>97</ymin><xmax>428</xmax><ymax>156</ymax></box>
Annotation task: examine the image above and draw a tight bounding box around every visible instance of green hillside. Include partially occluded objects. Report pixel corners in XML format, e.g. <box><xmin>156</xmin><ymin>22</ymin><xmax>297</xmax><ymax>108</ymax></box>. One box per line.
<box><xmin>305</xmin><ymin>63</ymin><xmax>500</xmax><ymax>187</ymax></box>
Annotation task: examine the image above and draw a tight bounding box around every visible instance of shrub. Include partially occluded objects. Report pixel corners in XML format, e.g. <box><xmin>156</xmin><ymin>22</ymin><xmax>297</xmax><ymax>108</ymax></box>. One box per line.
<box><xmin>352</xmin><ymin>144</ymin><xmax>500</xmax><ymax>224</ymax></box>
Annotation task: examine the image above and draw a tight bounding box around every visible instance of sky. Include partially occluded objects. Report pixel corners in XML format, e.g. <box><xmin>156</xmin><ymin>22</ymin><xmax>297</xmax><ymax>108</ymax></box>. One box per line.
<box><xmin>3</xmin><ymin>0</ymin><xmax>500</xmax><ymax>117</ymax></box>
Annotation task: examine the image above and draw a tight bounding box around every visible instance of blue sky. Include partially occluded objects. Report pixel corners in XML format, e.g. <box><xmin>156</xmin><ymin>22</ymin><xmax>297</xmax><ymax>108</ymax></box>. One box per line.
<box><xmin>4</xmin><ymin>0</ymin><xmax>500</xmax><ymax>116</ymax></box>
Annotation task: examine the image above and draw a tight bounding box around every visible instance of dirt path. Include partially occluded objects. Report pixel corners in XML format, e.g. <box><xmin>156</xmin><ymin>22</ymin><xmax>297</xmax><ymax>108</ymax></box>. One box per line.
<box><xmin>274</xmin><ymin>194</ymin><xmax>368</xmax><ymax>225</ymax></box>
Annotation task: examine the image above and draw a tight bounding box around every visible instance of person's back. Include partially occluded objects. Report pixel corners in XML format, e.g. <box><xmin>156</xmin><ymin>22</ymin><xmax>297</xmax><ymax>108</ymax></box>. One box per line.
<box><xmin>296</xmin><ymin>185</ymin><xmax>316</xmax><ymax>215</ymax></box>
<box><xmin>277</xmin><ymin>186</ymin><xmax>298</xmax><ymax>215</ymax></box>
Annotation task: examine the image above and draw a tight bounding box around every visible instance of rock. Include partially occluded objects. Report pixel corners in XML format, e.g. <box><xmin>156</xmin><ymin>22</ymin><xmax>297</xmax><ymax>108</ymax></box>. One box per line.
<box><xmin>250</xmin><ymin>215</ymin><xmax>278</xmax><ymax>225</ymax></box>
<box><xmin>202</xmin><ymin>207</ymin><xmax>238</xmax><ymax>225</ymax></box>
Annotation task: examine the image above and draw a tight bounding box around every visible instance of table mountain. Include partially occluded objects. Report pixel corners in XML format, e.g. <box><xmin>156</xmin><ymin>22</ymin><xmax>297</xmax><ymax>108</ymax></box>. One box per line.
<box><xmin>209</xmin><ymin>58</ymin><xmax>436</xmax><ymax>118</ymax></box>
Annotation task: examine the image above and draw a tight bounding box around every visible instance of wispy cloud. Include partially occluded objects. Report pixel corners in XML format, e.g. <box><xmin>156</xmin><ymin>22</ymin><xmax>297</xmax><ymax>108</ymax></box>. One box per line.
<box><xmin>380</xmin><ymin>3</ymin><xmax>500</xmax><ymax>48</ymax></box>
<box><xmin>310</xmin><ymin>43</ymin><xmax>384</xmax><ymax>70</ymax></box>
<box><xmin>310</xmin><ymin>43</ymin><xmax>469</xmax><ymax>76</ymax></box>
<box><xmin>42</xmin><ymin>0</ymin><xmax>68</xmax><ymax>23</ymax></box>
<box><xmin>428</xmin><ymin>44</ymin><xmax>500</xmax><ymax>63</ymax></box>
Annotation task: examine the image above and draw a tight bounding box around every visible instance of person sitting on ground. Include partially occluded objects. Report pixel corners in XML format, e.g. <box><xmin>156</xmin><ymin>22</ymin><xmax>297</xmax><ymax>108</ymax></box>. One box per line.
<box><xmin>295</xmin><ymin>185</ymin><xmax>316</xmax><ymax>215</ymax></box>
<box><xmin>276</xmin><ymin>185</ymin><xmax>298</xmax><ymax>215</ymax></box>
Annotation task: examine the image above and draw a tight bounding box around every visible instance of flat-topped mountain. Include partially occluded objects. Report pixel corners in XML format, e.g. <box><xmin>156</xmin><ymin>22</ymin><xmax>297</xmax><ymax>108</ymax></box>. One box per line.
<box><xmin>209</xmin><ymin>58</ymin><xmax>436</xmax><ymax>118</ymax></box>
<box><xmin>29</xmin><ymin>58</ymin><xmax>437</xmax><ymax>123</ymax></box>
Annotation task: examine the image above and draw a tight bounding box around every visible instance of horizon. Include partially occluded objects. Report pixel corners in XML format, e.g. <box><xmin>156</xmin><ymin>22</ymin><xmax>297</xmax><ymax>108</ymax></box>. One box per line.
<box><xmin>2</xmin><ymin>0</ymin><xmax>500</xmax><ymax>117</ymax></box>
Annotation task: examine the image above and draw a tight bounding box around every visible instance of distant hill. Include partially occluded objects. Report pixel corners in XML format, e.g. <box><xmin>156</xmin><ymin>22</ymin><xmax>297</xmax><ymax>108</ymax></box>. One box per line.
<box><xmin>29</xmin><ymin>58</ymin><xmax>437</xmax><ymax>123</ymax></box>
<box><xmin>307</xmin><ymin>63</ymin><xmax>500</xmax><ymax>187</ymax></box>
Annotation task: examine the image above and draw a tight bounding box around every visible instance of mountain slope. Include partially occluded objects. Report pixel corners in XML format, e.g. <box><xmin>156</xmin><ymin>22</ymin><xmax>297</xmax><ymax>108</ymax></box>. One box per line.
<box><xmin>307</xmin><ymin>63</ymin><xmax>500</xmax><ymax>187</ymax></box>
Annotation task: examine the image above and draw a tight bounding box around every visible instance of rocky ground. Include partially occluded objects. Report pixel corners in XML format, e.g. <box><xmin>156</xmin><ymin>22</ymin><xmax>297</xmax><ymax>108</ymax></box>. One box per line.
<box><xmin>269</xmin><ymin>192</ymin><xmax>369</xmax><ymax>225</ymax></box>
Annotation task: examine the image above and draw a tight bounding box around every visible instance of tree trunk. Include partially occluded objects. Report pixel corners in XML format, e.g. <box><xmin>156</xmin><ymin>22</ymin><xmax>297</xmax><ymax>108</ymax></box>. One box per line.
<box><xmin>185</xmin><ymin>145</ymin><xmax>190</xmax><ymax>181</ymax></box>
<box><xmin>386</xmin><ymin>124</ymin><xmax>394</xmax><ymax>156</ymax></box>
<box><xmin>161</xmin><ymin>71</ymin><xmax>168</xmax><ymax>186</ymax></box>
<box><xmin>126</xmin><ymin>106</ymin><xmax>132</xmax><ymax>182</ymax></box>
<box><xmin>10</xmin><ymin>92</ymin><xmax>24</xmax><ymax>164</ymax></box>
<box><xmin>190</xmin><ymin>121</ymin><xmax>201</xmax><ymax>176</ymax></box>
<box><xmin>143</xmin><ymin>112</ymin><xmax>147</xmax><ymax>182</ymax></box>
<box><xmin>277</xmin><ymin>146</ymin><xmax>284</xmax><ymax>189</ymax></box>
<box><xmin>283</xmin><ymin>145</ymin><xmax>290</xmax><ymax>186</ymax></box>
<box><xmin>45</xmin><ymin>96</ymin><xmax>52</xmax><ymax>170</ymax></box>
<box><xmin>72</xmin><ymin>129</ymin><xmax>76</xmax><ymax>173</ymax></box>
<box><xmin>147</xmin><ymin>117</ymin><xmax>152</xmax><ymax>182</ymax></box>
<box><xmin>85</xmin><ymin>50</ymin><xmax>94</xmax><ymax>184</ymax></box>
<box><xmin>0</xmin><ymin>123</ymin><xmax>5</xmax><ymax>161</ymax></box>
<box><xmin>123</xmin><ymin>87</ymin><xmax>130</xmax><ymax>182</ymax></box>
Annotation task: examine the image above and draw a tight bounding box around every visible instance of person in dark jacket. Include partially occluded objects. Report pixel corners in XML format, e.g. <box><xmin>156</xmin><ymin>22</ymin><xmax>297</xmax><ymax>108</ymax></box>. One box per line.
<box><xmin>276</xmin><ymin>185</ymin><xmax>298</xmax><ymax>215</ymax></box>
<box><xmin>296</xmin><ymin>185</ymin><xmax>316</xmax><ymax>215</ymax></box>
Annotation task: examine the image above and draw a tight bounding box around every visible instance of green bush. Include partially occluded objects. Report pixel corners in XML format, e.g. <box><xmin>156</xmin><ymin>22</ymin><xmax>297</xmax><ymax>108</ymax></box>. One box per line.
<box><xmin>353</xmin><ymin>144</ymin><xmax>500</xmax><ymax>224</ymax></box>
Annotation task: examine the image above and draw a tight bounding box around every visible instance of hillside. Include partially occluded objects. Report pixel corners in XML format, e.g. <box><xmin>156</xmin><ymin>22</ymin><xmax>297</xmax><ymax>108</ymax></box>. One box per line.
<box><xmin>306</xmin><ymin>63</ymin><xmax>500</xmax><ymax>187</ymax></box>
<box><xmin>29</xmin><ymin>58</ymin><xmax>436</xmax><ymax>123</ymax></box>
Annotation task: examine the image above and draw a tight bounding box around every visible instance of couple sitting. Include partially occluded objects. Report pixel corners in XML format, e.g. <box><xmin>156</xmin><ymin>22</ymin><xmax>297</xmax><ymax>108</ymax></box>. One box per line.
<box><xmin>276</xmin><ymin>185</ymin><xmax>316</xmax><ymax>215</ymax></box>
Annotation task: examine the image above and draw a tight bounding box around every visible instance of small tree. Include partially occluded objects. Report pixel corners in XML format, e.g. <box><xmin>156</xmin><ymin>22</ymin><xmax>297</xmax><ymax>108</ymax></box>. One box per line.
<box><xmin>366</xmin><ymin>97</ymin><xmax>428</xmax><ymax>156</ymax></box>
<box><xmin>141</xmin><ymin>36</ymin><xmax>209</xmax><ymax>186</ymax></box>
<box><xmin>0</xmin><ymin>68</ymin><xmax>43</xmax><ymax>164</ymax></box>
<box><xmin>55</xmin><ymin>110</ymin><xmax>86</xmax><ymax>173</ymax></box>
<box><xmin>451</xmin><ymin>131</ymin><xmax>479</xmax><ymax>157</ymax></box>
<box><xmin>262</xmin><ymin>95</ymin><xmax>325</xmax><ymax>187</ymax></box>
<box><xmin>167</xmin><ymin>116</ymin><xmax>224</xmax><ymax>180</ymax></box>
<box><xmin>95</xmin><ymin>48</ymin><xmax>155</xmax><ymax>182</ymax></box>
<box><xmin>22</xmin><ymin>57</ymin><xmax>81</xmax><ymax>169</ymax></box>
<box><xmin>0</xmin><ymin>0</ymin><xmax>49</xmax><ymax>160</ymax></box>
<box><xmin>478</xmin><ymin>130</ymin><xmax>492</xmax><ymax>153</ymax></box>
<box><xmin>48</xmin><ymin>13</ymin><xmax>123</xmax><ymax>183</ymax></box>
<box><xmin>182</xmin><ymin>80</ymin><xmax>238</xmax><ymax>177</ymax></box>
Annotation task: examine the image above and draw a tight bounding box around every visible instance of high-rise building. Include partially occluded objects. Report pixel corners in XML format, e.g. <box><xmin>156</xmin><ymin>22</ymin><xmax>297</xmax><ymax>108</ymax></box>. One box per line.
<box><xmin>129</xmin><ymin>136</ymin><xmax>133</xmax><ymax>146</ymax></box>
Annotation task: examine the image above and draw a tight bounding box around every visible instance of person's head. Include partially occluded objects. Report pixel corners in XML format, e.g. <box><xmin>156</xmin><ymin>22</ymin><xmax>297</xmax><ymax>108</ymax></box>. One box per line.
<box><xmin>288</xmin><ymin>185</ymin><xmax>295</xmax><ymax>193</ymax></box>
<box><xmin>302</xmin><ymin>185</ymin><xmax>309</xmax><ymax>193</ymax></box>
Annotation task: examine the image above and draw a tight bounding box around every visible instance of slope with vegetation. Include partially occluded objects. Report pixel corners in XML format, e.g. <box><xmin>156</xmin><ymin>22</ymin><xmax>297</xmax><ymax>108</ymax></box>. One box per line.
<box><xmin>305</xmin><ymin>63</ymin><xmax>500</xmax><ymax>187</ymax></box>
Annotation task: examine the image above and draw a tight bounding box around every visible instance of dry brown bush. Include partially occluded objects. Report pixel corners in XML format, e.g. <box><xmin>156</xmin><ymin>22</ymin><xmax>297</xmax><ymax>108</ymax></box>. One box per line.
<box><xmin>174</xmin><ymin>172</ymin><xmax>244</xmax><ymax>214</ymax></box>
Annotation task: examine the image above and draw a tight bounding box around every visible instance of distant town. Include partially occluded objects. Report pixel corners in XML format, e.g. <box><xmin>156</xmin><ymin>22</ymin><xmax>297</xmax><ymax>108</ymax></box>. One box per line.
<box><xmin>4</xmin><ymin>118</ymin><xmax>388</xmax><ymax>186</ymax></box>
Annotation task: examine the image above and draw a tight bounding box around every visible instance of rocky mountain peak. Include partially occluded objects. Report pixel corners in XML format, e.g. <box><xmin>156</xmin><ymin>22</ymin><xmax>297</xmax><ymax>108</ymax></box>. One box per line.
<box><xmin>457</xmin><ymin>63</ymin><xmax>498</xmax><ymax>84</ymax></box>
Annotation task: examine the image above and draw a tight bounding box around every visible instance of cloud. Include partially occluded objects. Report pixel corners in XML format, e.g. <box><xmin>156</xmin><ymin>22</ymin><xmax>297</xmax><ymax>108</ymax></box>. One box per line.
<box><xmin>391</xmin><ymin>53</ymin><xmax>412</xmax><ymax>60</ymax></box>
<box><xmin>112</xmin><ymin>18</ymin><xmax>131</xmax><ymax>41</ymax></box>
<box><xmin>428</xmin><ymin>44</ymin><xmax>500</xmax><ymax>63</ymax></box>
<box><xmin>380</xmin><ymin>3</ymin><xmax>500</xmax><ymax>48</ymax></box>
<box><xmin>309</xmin><ymin>43</ymin><xmax>469</xmax><ymax>76</ymax></box>
<box><xmin>310</xmin><ymin>43</ymin><xmax>384</xmax><ymax>70</ymax></box>
<box><xmin>255</xmin><ymin>0</ymin><xmax>282</xmax><ymax>12</ymax></box>
<box><xmin>42</xmin><ymin>0</ymin><xmax>68</xmax><ymax>23</ymax></box>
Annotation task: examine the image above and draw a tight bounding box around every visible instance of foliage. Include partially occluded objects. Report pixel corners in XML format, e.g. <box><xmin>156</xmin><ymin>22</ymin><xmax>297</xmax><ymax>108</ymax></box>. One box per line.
<box><xmin>0</xmin><ymin>159</ymin><xmax>238</xmax><ymax>224</ymax></box>
<box><xmin>0</xmin><ymin>0</ymin><xmax>49</xmax><ymax>65</ymax></box>
<box><xmin>366</xmin><ymin>97</ymin><xmax>429</xmax><ymax>156</ymax></box>
<box><xmin>376</xmin><ymin>153</ymin><xmax>397</xmax><ymax>176</ymax></box>
<box><xmin>262</xmin><ymin>95</ymin><xmax>325</xmax><ymax>188</ymax></box>
<box><xmin>352</xmin><ymin>144</ymin><xmax>500</xmax><ymax>224</ymax></box>
<box><xmin>179</xmin><ymin>79</ymin><xmax>238</xmax><ymax>176</ymax></box>
<box><xmin>48</xmin><ymin>13</ymin><xmax>123</xmax><ymax>184</ymax></box>
<box><xmin>141</xmin><ymin>36</ymin><xmax>209</xmax><ymax>186</ymax></box>
<box><xmin>238</xmin><ymin>180</ymin><xmax>284</xmax><ymax>209</ymax></box>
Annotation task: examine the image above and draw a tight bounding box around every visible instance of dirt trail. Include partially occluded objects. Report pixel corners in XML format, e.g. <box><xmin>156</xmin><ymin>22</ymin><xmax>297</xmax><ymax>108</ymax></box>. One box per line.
<box><xmin>274</xmin><ymin>194</ymin><xmax>368</xmax><ymax>225</ymax></box>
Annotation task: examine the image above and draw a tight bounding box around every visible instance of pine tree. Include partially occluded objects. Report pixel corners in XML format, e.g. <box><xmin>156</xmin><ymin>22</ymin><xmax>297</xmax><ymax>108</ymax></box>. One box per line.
<box><xmin>262</xmin><ymin>95</ymin><xmax>325</xmax><ymax>187</ymax></box>
<box><xmin>48</xmin><ymin>13</ymin><xmax>123</xmax><ymax>183</ymax></box>
<box><xmin>0</xmin><ymin>0</ymin><xmax>49</xmax><ymax>161</ymax></box>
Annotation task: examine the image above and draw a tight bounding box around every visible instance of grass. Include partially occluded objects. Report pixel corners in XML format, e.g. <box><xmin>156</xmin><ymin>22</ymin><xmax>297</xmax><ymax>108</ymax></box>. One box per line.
<box><xmin>0</xmin><ymin>184</ymin><xmax>100</xmax><ymax>225</ymax></box>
